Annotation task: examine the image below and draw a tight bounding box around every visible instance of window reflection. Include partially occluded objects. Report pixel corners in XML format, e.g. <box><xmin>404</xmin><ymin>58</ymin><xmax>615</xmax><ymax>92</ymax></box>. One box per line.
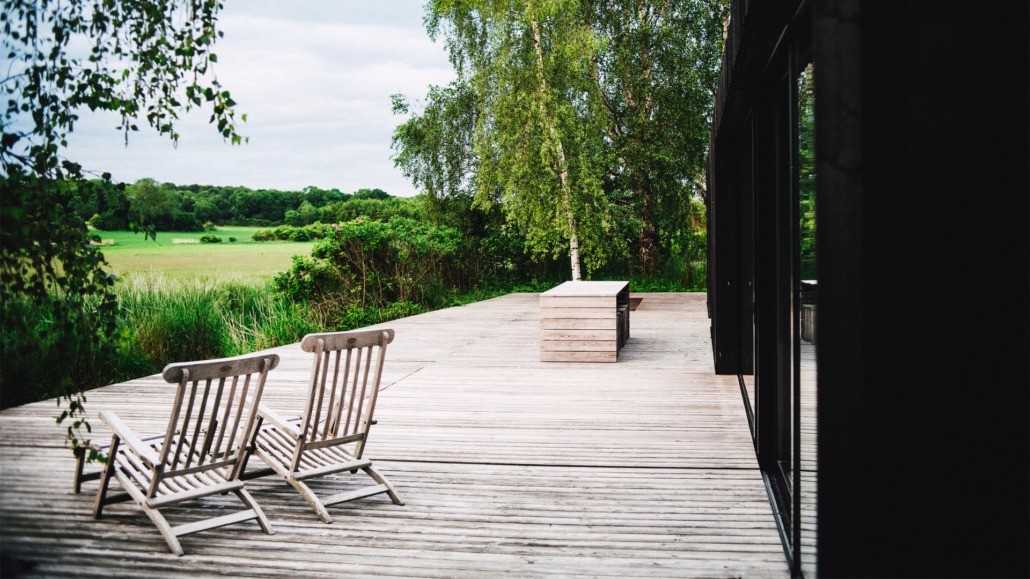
<box><xmin>797</xmin><ymin>60</ymin><xmax>818</xmax><ymax>579</ymax></box>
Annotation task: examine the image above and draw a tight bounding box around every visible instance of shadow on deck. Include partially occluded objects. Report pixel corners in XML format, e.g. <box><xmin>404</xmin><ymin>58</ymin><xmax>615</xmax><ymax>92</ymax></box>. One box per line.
<box><xmin>0</xmin><ymin>293</ymin><xmax>788</xmax><ymax>577</ymax></box>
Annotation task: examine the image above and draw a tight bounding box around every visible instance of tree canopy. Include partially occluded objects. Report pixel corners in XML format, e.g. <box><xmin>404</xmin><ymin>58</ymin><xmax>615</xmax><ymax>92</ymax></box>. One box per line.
<box><xmin>588</xmin><ymin>0</ymin><xmax>725</xmax><ymax>273</ymax></box>
<box><xmin>393</xmin><ymin>0</ymin><xmax>726</xmax><ymax>278</ymax></box>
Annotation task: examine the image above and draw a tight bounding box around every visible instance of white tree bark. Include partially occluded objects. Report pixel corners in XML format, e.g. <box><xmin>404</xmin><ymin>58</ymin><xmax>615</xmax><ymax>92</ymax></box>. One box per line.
<box><xmin>530</xmin><ymin>15</ymin><xmax>581</xmax><ymax>281</ymax></box>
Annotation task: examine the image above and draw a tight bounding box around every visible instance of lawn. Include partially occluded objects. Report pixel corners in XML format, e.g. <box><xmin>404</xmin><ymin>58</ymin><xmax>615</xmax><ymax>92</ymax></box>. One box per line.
<box><xmin>93</xmin><ymin>227</ymin><xmax>314</xmax><ymax>282</ymax></box>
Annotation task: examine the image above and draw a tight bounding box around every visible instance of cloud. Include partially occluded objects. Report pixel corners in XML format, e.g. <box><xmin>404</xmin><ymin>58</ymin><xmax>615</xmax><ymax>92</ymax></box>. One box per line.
<box><xmin>62</xmin><ymin>1</ymin><xmax>455</xmax><ymax>196</ymax></box>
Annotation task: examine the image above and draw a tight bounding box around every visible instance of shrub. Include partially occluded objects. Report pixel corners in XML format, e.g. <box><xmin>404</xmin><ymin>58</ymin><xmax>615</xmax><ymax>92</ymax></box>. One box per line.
<box><xmin>202</xmin><ymin>221</ymin><xmax>217</xmax><ymax>231</ymax></box>
<box><xmin>312</xmin><ymin>217</ymin><xmax>459</xmax><ymax>306</ymax></box>
<box><xmin>252</xmin><ymin>222</ymin><xmax>332</xmax><ymax>242</ymax></box>
<box><xmin>0</xmin><ymin>276</ymin><xmax>327</xmax><ymax>409</ymax></box>
<box><xmin>87</xmin><ymin>210</ymin><xmax>127</xmax><ymax>231</ymax></box>
<box><xmin>329</xmin><ymin>197</ymin><xmax>423</xmax><ymax>222</ymax></box>
<box><xmin>338</xmin><ymin>301</ymin><xmax>428</xmax><ymax>330</ymax></box>
<box><xmin>251</xmin><ymin>228</ymin><xmax>275</xmax><ymax>242</ymax></box>
<box><xmin>272</xmin><ymin>218</ymin><xmax>460</xmax><ymax>323</ymax></box>
<box><xmin>286</xmin><ymin>228</ymin><xmax>312</xmax><ymax>242</ymax></box>
<box><xmin>228</xmin><ymin>237</ymin><xmax>237</xmax><ymax>243</ymax></box>
<box><xmin>272</xmin><ymin>255</ymin><xmax>353</xmax><ymax>324</ymax></box>
<box><xmin>198</xmin><ymin>234</ymin><xmax>222</xmax><ymax>243</ymax></box>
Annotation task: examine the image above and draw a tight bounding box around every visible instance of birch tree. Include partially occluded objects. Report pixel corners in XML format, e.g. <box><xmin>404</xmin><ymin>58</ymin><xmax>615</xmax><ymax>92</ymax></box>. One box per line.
<box><xmin>395</xmin><ymin>0</ymin><xmax>724</xmax><ymax>278</ymax></box>
<box><xmin>424</xmin><ymin>0</ymin><xmax>615</xmax><ymax>279</ymax></box>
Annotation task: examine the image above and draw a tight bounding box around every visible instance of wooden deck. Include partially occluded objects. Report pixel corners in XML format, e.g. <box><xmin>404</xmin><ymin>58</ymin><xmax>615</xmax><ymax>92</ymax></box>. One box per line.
<box><xmin>0</xmin><ymin>293</ymin><xmax>788</xmax><ymax>577</ymax></box>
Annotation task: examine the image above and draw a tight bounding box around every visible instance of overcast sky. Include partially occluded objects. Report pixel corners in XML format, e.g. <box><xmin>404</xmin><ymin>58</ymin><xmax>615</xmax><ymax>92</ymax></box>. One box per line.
<box><xmin>63</xmin><ymin>1</ymin><xmax>455</xmax><ymax>197</ymax></box>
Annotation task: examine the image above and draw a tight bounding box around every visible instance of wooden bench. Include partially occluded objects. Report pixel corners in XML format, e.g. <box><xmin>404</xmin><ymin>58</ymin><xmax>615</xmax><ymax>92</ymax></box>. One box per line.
<box><xmin>540</xmin><ymin>281</ymin><xmax>630</xmax><ymax>362</ymax></box>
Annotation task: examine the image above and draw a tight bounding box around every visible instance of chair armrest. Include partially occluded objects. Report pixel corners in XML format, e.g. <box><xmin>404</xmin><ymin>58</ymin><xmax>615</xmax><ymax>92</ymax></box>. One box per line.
<box><xmin>98</xmin><ymin>410</ymin><xmax>161</xmax><ymax>468</ymax></box>
<box><xmin>257</xmin><ymin>404</ymin><xmax>301</xmax><ymax>438</ymax></box>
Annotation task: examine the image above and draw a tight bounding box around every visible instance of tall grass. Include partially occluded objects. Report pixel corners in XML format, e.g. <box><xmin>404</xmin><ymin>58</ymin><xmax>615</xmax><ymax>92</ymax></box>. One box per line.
<box><xmin>0</xmin><ymin>274</ymin><xmax>321</xmax><ymax>409</ymax></box>
<box><xmin>116</xmin><ymin>275</ymin><xmax>321</xmax><ymax>362</ymax></box>
<box><xmin>1</xmin><ymin>272</ymin><xmax>458</xmax><ymax>409</ymax></box>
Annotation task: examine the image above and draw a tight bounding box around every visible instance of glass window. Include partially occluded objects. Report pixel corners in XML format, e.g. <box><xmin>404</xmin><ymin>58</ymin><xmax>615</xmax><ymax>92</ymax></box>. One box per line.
<box><xmin>797</xmin><ymin>60</ymin><xmax>818</xmax><ymax>579</ymax></box>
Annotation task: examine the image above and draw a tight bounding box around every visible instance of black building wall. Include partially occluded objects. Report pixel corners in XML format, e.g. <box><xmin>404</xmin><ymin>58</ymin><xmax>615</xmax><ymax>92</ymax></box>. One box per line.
<box><xmin>815</xmin><ymin>2</ymin><xmax>1028</xmax><ymax>576</ymax></box>
<box><xmin>708</xmin><ymin>0</ymin><xmax>1029</xmax><ymax>576</ymax></box>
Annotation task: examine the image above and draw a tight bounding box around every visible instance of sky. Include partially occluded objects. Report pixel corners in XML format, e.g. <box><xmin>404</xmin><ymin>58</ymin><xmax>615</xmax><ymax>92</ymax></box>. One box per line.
<box><xmin>63</xmin><ymin>1</ymin><xmax>456</xmax><ymax>197</ymax></box>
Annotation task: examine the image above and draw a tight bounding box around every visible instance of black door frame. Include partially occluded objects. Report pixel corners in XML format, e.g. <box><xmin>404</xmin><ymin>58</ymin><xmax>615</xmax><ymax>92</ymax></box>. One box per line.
<box><xmin>736</xmin><ymin>7</ymin><xmax>812</xmax><ymax>574</ymax></box>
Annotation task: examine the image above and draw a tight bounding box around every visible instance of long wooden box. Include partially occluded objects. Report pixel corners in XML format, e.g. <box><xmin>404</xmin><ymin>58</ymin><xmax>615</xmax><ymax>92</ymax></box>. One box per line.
<box><xmin>540</xmin><ymin>281</ymin><xmax>629</xmax><ymax>362</ymax></box>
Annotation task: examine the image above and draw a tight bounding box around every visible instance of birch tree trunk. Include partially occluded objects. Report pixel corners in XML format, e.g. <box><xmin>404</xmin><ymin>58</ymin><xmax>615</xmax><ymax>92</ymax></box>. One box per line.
<box><xmin>530</xmin><ymin>15</ymin><xmax>582</xmax><ymax>281</ymax></box>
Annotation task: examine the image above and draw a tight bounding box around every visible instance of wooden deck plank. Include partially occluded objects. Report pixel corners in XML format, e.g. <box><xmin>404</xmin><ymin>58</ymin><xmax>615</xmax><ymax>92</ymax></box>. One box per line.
<box><xmin>0</xmin><ymin>292</ymin><xmax>788</xmax><ymax>577</ymax></box>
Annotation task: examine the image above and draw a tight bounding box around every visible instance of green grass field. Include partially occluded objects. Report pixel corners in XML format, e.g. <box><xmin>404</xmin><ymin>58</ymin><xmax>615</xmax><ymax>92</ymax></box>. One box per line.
<box><xmin>93</xmin><ymin>227</ymin><xmax>314</xmax><ymax>282</ymax></box>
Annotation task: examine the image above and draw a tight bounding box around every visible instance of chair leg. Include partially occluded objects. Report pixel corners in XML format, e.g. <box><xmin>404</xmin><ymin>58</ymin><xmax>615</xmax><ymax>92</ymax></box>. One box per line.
<box><xmin>74</xmin><ymin>447</ymin><xmax>86</xmax><ymax>494</ymax></box>
<box><xmin>92</xmin><ymin>435</ymin><xmax>120</xmax><ymax>519</ymax></box>
<box><xmin>137</xmin><ymin>499</ymin><xmax>184</xmax><ymax>556</ymax></box>
<box><xmin>235</xmin><ymin>417</ymin><xmax>263</xmax><ymax>480</ymax></box>
<box><xmin>234</xmin><ymin>488</ymin><xmax>275</xmax><ymax>535</ymax></box>
<box><xmin>362</xmin><ymin>465</ymin><xmax>404</xmax><ymax>505</ymax></box>
<box><xmin>288</xmin><ymin>477</ymin><xmax>333</xmax><ymax>524</ymax></box>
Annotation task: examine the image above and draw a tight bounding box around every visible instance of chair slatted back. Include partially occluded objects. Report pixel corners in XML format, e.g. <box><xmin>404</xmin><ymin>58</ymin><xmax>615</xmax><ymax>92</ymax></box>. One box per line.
<box><xmin>293</xmin><ymin>330</ymin><xmax>394</xmax><ymax>467</ymax></box>
<box><xmin>152</xmin><ymin>353</ymin><xmax>280</xmax><ymax>496</ymax></box>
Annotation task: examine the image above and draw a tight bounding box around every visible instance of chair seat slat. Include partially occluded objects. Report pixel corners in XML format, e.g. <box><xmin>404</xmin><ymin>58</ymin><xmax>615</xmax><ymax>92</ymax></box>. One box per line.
<box><xmin>294</xmin><ymin>458</ymin><xmax>373</xmax><ymax>481</ymax></box>
<box><xmin>163</xmin><ymin>457</ymin><xmax>238</xmax><ymax>480</ymax></box>
<box><xmin>305</xmin><ymin>449</ymin><xmax>335</xmax><ymax>468</ymax></box>
<box><xmin>302</xmin><ymin>432</ymin><xmax>365</xmax><ymax>451</ymax></box>
<box><xmin>147</xmin><ymin>479</ymin><xmax>244</xmax><ymax>508</ymax></box>
<box><xmin>264</xmin><ymin>426</ymin><xmax>297</xmax><ymax>448</ymax></box>
<box><xmin>255</xmin><ymin>429</ymin><xmax>296</xmax><ymax>460</ymax></box>
<box><xmin>299</xmin><ymin>453</ymin><xmax>323</xmax><ymax>471</ymax></box>
<box><xmin>116</xmin><ymin>447</ymin><xmax>153</xmax><ymax>492</ymax></box>
<box><xmin>322</xmin><ymin>445</ymin><xmax>352</xmax><ymax>462</ymax></box>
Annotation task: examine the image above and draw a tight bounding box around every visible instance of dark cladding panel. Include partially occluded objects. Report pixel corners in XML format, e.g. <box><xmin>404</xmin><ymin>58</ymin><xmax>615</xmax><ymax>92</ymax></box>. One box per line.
<box><xmin>713</xmin><ymin>0</ymin><xmax>1029</xmax><ymax>575</ymax></box>
<box><xmin>709</xmin><ymin>141</ymin><xmax>741</xmax><ymax>375</ymax></box>
<box><xmin>815</xmin><ymin>1</ymin><xmax>1029</xmax><ymax>576</ymax></box>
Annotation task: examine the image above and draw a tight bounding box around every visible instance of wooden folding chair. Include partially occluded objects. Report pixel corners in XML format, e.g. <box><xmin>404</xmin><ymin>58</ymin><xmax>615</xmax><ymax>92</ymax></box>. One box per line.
<box><xmin>92</xmin><ymin>352</ymin><xmax>279</xmax><ymax>555</ymax></box>
<box><xmin>241</xmin><ymin>329</ymin><xmax>402</xmax><ymax>523</ymax></box>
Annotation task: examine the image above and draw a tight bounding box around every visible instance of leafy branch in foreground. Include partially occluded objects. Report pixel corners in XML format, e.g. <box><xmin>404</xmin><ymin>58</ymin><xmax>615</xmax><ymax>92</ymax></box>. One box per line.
<box><xmin>1</xmin><ymin>0</ymin><xmax>243</xmax><ymax>460</ymax></box>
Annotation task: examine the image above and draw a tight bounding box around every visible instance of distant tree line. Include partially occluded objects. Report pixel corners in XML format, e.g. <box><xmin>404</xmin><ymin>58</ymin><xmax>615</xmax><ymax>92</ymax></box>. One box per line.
<box><xmin>83</xmin><ymin>178</ymin><xmax>403</xmax><ymax>231</ymax></box>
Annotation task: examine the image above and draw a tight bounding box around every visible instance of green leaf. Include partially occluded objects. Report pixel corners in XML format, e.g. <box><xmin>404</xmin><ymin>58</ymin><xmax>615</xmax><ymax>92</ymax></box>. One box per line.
<box><xmin>1</xmin><ymin>0</ymin><xmax>244</xmax><ymax>459</ymax></box>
